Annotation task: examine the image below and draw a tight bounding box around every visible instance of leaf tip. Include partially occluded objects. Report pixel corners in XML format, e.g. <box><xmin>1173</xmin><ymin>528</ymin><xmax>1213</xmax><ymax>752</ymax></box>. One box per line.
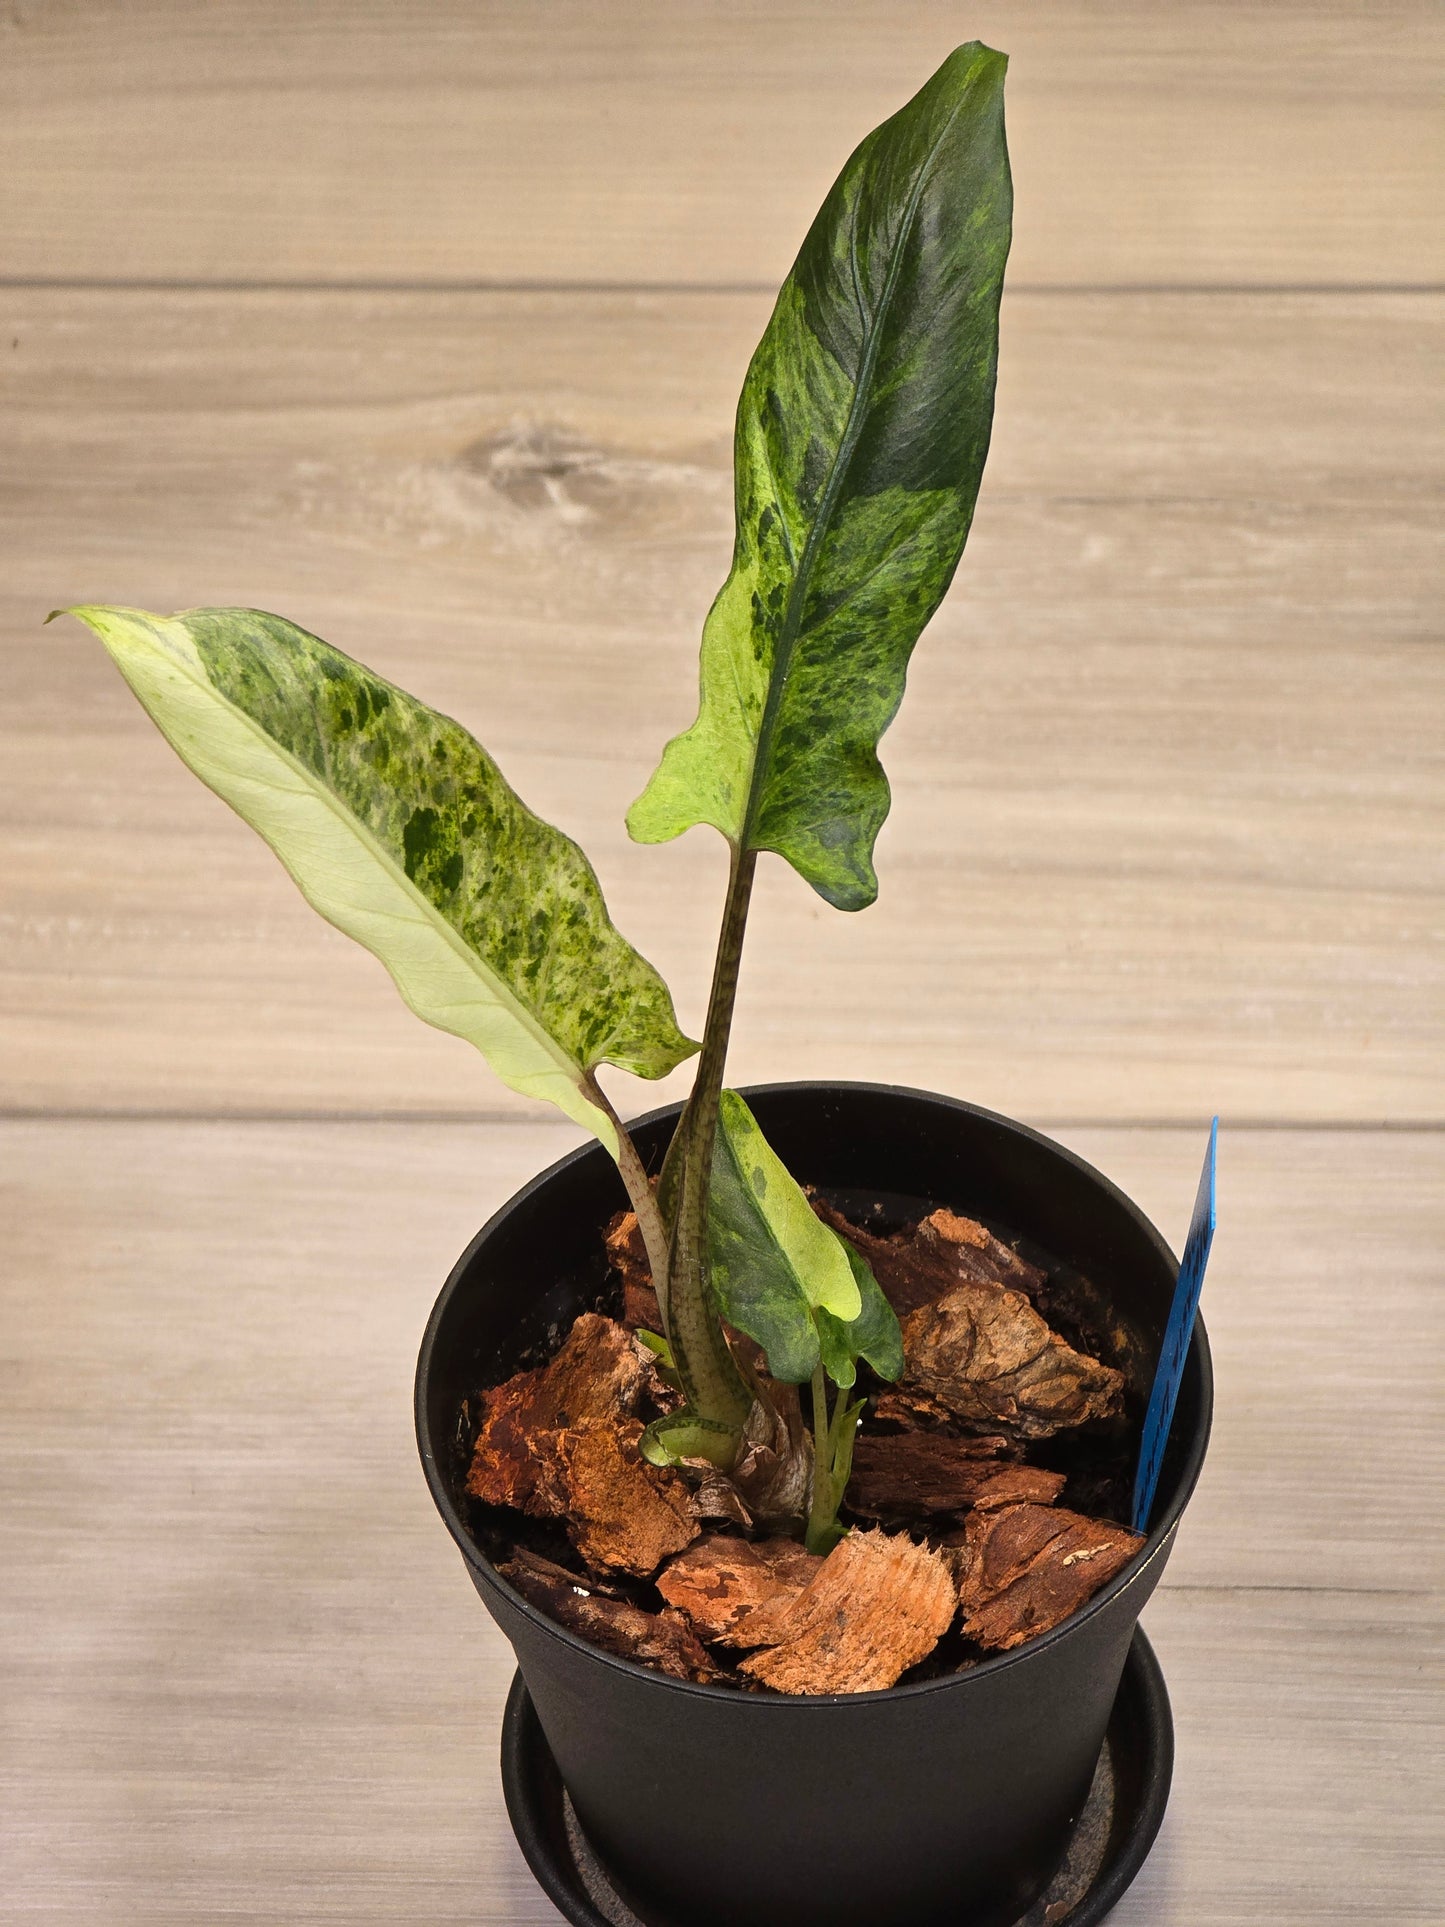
<box><xmin>46</xmin><ymin>603</ymin><xmax>107</xmax><ymax>631</ymax></box>
<box><xmin>623</xmin><ymin>761</ymin><xmax>680</xmax><ymax>845</ymax></box>
<box><xmin>944</xmin><ymin>38</ymin><xmax>1008</xmax><ymax>80</ymax></box>
<box><xmin>624</xmin><ymin>787</ymin><xmax>692</xmax><ymax>850</ymax></box>
<box><xmin>48</xmin><ymin>603</ymin><xmax>161</xmax><ymax>641</ymax></box>
<box><xmin>816</xmin><ymin>870</ymin><xmax>879</xmax><ymax>915</ymax></box>
<box><xmin>622</xmin><ymin>796</ymin><xmax>656</xmax><ymax>845</ymax></box>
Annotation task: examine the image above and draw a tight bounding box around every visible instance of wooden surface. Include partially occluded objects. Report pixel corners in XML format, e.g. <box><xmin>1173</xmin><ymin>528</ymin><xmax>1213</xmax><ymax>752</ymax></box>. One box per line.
<box><xmin>4</xmin><ymin>1</ymin><xmax>1443</xmax><ymax>288</ymax></box>
<box><xmin>4</xmin><ymin>1122</ymin><xmax>1441</xmax><ymax>1925</ymax></box>
<box><xmin>2</xmin><ymin>4</ymin><xmax>1441</xmax><ymax>1922</ymax></box>
<box><xmin>7</xmin><ymin>287</ymin><xmax>1441</xmax><ymax>1123</ymax></box>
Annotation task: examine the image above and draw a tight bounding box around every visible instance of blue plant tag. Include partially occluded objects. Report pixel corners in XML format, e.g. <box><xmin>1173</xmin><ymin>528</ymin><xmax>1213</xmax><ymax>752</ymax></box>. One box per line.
<box><xmin>1130</xmin><ymin>1118</ymin><xmax>1217</xmax><ymax>1534</ymax></box>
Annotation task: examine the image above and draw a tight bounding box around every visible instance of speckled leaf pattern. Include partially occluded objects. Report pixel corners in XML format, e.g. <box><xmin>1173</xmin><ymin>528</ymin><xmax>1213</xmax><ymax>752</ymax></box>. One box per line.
<box><xmin>628</xmin><ymin>44</ymin><xmax>1011</xmax><ymax>909</ymax></box>
<box><xmin>61</xmin><ymin>607</ymin><xmax>697</xmax><ymax>1150</ymax></box>
<box><xmin>706</xmin><ymin>1090</ymin><xmax>874</xmax><ymax>1384</ymax></box>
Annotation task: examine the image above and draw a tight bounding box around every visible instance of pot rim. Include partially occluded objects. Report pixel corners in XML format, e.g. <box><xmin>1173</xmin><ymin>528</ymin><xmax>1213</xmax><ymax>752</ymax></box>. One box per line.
<box><xmin>416</xmin><ymin>1079</ymin><xmax>1214</xmax><ymax>1707</ymax></box>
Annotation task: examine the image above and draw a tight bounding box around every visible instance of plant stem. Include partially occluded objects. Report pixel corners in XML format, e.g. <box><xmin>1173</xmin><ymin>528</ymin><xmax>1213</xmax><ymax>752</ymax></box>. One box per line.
<box><xmin>664</xmin><ymin>843</ymin><xmax>759</xmax><ymax>1443</ymax></box>
<box><xmin>585</xmin><ymin>1077</ymin><xmax>672</xmax><ymax>1323</ymax></box>
<box><xmin>805</xmin><ymin>1363</ymin><xmax>838</xmax><ymax>1555</ymax></box>
<box><xmin>805</xmin><ymin>1366</ymin><xmax>864</xmax><ymax>1555</ymax></box>
<box><xmin>829</xmin><ymin>1390</ymin><xmax>863</xmax><ymax>1517</ymax></box>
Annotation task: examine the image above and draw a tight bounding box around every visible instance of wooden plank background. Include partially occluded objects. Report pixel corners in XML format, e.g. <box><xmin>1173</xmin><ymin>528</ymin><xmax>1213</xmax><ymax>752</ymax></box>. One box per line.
<box><xmin>4</xmin><ymin>0</ymin><xmax>1442</xmax><ymax>288</ymax></box>
<box><xmin>2</xmin><ymin>4</ymin><xmax>1441</xmax><ymax>1922</ymax></box>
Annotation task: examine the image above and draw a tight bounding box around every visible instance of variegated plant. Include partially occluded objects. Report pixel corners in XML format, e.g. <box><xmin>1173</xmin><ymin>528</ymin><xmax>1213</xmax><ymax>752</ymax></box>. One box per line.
<box><xmin>58</xmin><ymin>43</ymin><xmax>1010</xmax><ymax>1554</ymax></box>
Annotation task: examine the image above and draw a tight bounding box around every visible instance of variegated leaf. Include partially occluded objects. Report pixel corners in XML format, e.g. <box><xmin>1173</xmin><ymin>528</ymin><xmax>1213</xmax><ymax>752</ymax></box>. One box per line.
<box><xmin>628</xmin><ymin>43</ymin><xmax>1011</xmax><ymax>909</ymax></box>
<box><xmin>707</xmin><ymin>1090</ymin><xmax>906</xmax><ymax>1387</ymax></box>
<box><xmin>59</xmin><ymin>606</ymin><xmax>697</xmax><ymax>1151</ymax></box>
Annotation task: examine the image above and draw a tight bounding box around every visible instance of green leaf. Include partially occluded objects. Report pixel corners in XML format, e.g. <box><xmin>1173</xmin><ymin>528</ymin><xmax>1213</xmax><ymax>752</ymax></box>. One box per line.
<box><xmin>634</xmin><ymin>1329</ymin><xmax>677</xmax><ymax>1371</ymax></box>
<box><xmin>705</xmin><ymin>1090</ymin><xmax>864</xmax><ymax>1383</ymax></box>
<box><xmin>815</xmin><ymin>1245</ymin><xmax>905</xmax><ymax>1389</ymax></box>
<box><xmin>58</xmin><ymin>606</ymin><xmax>697</xmax><ymax>1153</ymax></box>
<box><xmin>628</xmin><ymin>43</ymin><xmax>1011</xmax><ymax>910</ymax></box>
<box><xmin>640</xmin><ymin>1412</ymin><xmax>739</xmax><ymax>1469</ymax></box>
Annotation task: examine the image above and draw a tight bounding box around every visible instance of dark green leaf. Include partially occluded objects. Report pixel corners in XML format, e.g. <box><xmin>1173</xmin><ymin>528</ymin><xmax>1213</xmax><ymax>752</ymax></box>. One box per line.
<box><xmin>629</xmin><ymin>44</ymin><xmax>1011</xmax><ymax>909</ymax></box>
<box><xmin>815</xmin><ymin>1243</ymin><xmax>906</xmax><ymax>1388</ymax></box>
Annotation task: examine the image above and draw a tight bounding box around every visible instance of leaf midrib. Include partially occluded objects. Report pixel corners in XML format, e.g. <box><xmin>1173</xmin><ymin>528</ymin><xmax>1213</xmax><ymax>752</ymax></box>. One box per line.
<box><xmin>739</xmin><ymin>77</ymin><xmax>972</xmax><ymax>850</ymax></box>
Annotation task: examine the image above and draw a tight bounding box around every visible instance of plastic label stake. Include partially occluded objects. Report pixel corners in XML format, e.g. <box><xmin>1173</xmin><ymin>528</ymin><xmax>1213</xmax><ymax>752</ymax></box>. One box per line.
<box><xmin>1130</xmin><ymin>1117</ymin><xmax>1217</xmax><ymax>1535</ymax></box>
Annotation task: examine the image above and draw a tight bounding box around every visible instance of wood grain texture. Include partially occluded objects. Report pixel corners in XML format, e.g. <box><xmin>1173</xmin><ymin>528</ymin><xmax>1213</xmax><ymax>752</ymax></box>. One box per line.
<box><xmin>4</xmin><ymin>287</ymin><xmax>1440</xmax><ymax>1122</ymax></box>
<box><xmin>1</xmin><ymin>1118</ymin><xmax>1440</xmax><ymax>1923</ymax></box>
<box><xmin>2</xmin><ymin>1</ymin><xmax>1441</xmax><ymax>288</ymax></box>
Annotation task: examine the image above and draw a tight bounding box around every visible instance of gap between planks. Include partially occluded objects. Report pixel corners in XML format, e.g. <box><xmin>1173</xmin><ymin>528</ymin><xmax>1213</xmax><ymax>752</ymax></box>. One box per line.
<box><xmin>3</xmin><ymin>277</ymin><xmax>1443</xmax><ymax>297</ymax></box>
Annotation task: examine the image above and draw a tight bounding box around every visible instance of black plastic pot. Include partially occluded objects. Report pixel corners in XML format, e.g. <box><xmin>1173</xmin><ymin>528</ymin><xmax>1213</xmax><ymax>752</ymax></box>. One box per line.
<box><xmin>416</xmin><ymin>1084</ymin><xmax>1213</xmax><ymax>1927</ymax></box>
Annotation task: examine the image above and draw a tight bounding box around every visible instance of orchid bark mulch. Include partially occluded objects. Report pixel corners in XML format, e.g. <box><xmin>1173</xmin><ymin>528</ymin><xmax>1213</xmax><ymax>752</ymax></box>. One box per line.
<box><xmin>461</xmin><ymin>1196</ymin><xmax>1144</xmax><ymax>1697</ymax></box>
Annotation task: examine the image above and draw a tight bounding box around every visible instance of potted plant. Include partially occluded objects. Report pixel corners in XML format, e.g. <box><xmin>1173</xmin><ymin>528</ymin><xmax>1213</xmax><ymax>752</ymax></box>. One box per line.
<box><xmin>56</xmin><ymin>43</ymin><xmax>1212</xmax><ymax>1927</ymax></box>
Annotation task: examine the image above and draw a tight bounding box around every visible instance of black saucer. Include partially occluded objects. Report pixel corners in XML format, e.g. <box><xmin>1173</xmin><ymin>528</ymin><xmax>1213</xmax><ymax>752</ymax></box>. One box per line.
<box><xmin>500</xmin><ymin>1625</ymin><xmax>1174</xmax><ymax>1927</ymax></box>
